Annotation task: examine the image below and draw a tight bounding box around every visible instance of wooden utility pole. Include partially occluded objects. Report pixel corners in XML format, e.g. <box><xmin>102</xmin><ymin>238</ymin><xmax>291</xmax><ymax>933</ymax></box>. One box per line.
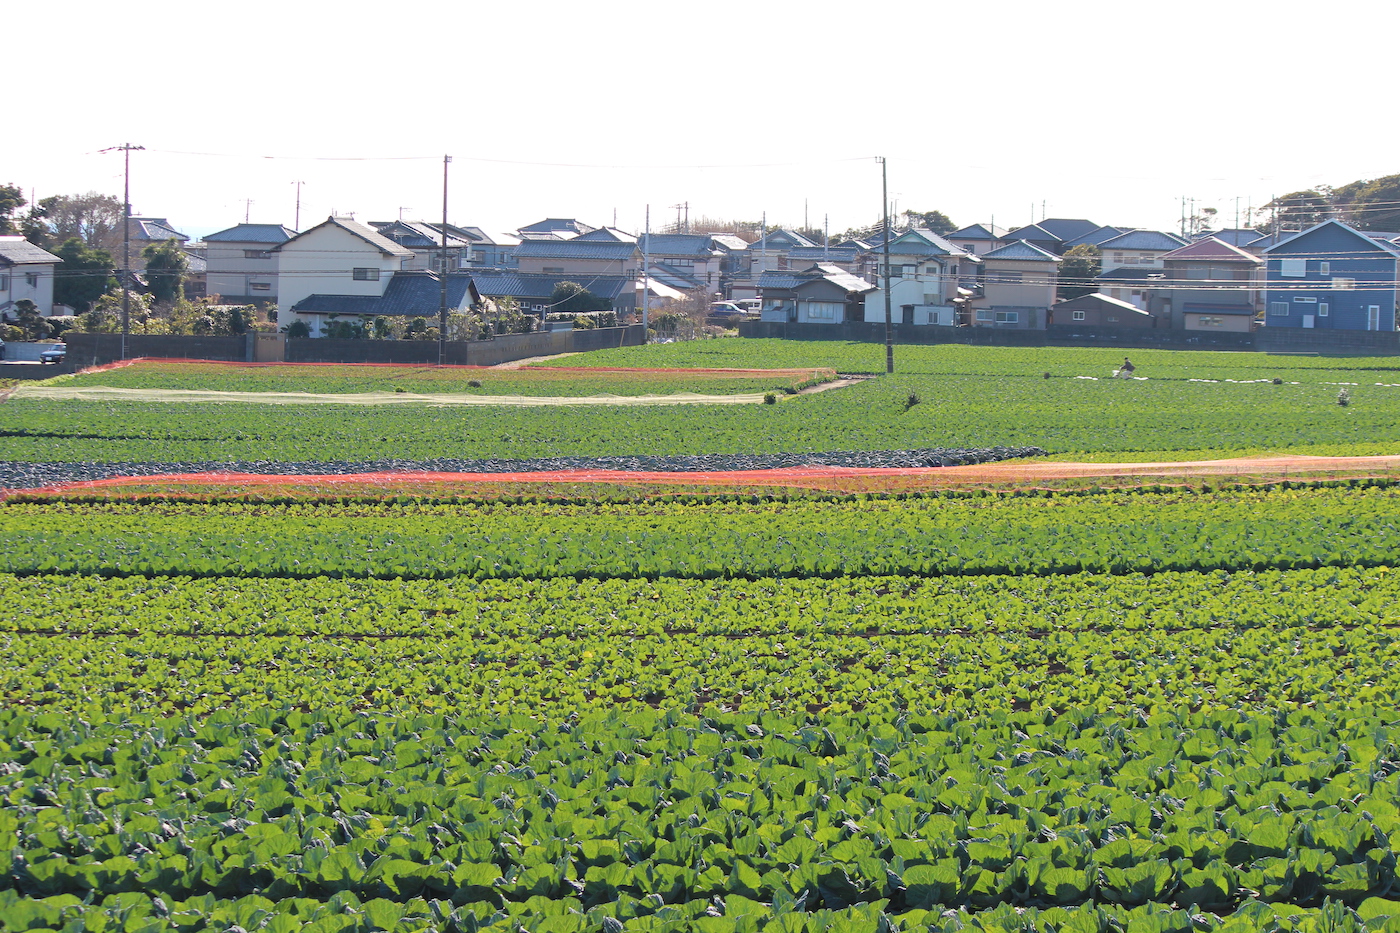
<box><xmin>879</xmin><ymin>156</ymin><xmax>893</xmax><ymax>374</ymax></box>
<box><xmin>439</xmin><ymin>155</ymin><xmax>451</xmax><ymax>365</ymax></box>
<box><xmin>102</xmin><ymin>143</ymin><xmax>144</xmax><ymax>360</ymax></box>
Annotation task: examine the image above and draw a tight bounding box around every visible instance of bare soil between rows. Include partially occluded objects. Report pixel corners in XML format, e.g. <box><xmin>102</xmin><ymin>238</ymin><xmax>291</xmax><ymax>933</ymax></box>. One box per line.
<box><xmin>12</xmin><ymin>454</ymin><xmax>1400</xmax><ymax>500</ymax></box>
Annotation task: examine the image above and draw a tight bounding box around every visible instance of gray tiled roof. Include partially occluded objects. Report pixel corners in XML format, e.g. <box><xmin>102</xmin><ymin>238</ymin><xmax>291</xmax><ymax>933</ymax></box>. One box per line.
<box><xmin>0</xmin><ymin>237</ymin><xmax>62</xmax><ymax>265</ymax></box>
<box><xmin>1005</xmin><ymin>224</ymin><xmax>1059</xmax><ymax>244</ymax></box>
<box><xmin>203</xmin><ymin>224</ymin><xmax>297</xmax><ymax>244</ymax></box>
<box><xmin>514</xmin><ymin>240</ymin><xmax>639</xmax><ymax>261</ymax></box>
<box><xmin>1033</xmin><ymin>219</ymin><xmax>1100</xmax><ymax>242</ymax></box>
<box><xmin>752</xmin><ymin>229</ymin><xmax>818</xmax><ymax>250</ymax></box>
<box><xmin>371</xmin><ymin>220</ymin><xmax>474</xmax><ymax>250</ymax></box>
<box><xmin>1261</xmin><ymin>219</ymin><xmax>1400</xmax><ymax>258</ymax></box>
<box><xmin>640</xmin><ymin>234</ymin><xmax>723</xmax><ymax>256</ymax></box>
<box><xmin>575</xmin><ymin>227</ymin><xmax>636</xmax><ymax>243</ymax></box>
<box><xmin>1096</xmin><ymin>267</ymin><xmax>1166</xmax><ymax>284</ymax></box>
<box><xmin>131</xmin><ymin>218</ymin><xmax>188</xmax><ymax>242</ymax></box>
<box><xmin>1099</xmin><ymin>230</ymin><xmax>1188</xmax><ymax>251</ymax></box>
<box><xmin>981</xmin><ymin>240</ymin><xmax>1060</xmax><ymax>262</ymax></box>
<box><xmin>517</xmin><ymin>218</ymin><xmax>596</xmax><ymax>235</ymax></box>
<box><xmin>950</xmin><ymin>223</ymin><xmax>1008</xmax><ymax>240</ymax></box>
<box><xmin>1062</xmin><ymin>225</ymin><xmax>1128</xmax><ymax>249</ymax></box>
<box><xmin>273</xmin><ymin>217</ymin><xmax>414</xmax><ymax>258</ymax></box>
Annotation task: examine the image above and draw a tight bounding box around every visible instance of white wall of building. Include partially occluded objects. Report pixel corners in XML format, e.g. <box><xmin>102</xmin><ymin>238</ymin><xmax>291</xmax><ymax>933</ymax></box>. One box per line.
<box><xmin>0</xmin><ymin>263</ymin><xmax>57</xmax><ymax>315</ymax></box>
<box><xmin>276</xmin><ymin>224</ymin><xmax>403</xmax><ymax>316</ymax></box>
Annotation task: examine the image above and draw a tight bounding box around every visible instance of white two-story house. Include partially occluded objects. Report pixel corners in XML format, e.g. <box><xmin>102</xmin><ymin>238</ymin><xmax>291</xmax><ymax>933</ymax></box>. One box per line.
<box><xmin>271</xmin><ymin>216</ymin><xmax>413</xmax><ymax>332</ymax></box>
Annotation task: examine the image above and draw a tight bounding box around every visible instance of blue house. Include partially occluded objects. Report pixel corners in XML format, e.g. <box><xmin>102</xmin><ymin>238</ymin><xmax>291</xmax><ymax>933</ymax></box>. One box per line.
<box><xmin>1262</xmin><ymin>221</ymin><xmax>1399</xmax><ymax>332</ymax></box>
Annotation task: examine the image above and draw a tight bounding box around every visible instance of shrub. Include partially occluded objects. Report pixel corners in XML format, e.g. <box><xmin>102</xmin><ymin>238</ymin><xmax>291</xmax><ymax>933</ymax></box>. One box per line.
<box><xmin>468</xmin><ymin>379</ymin><xmax>482</xmax><ymax>388</ymax></box>
<box><xmin>1273</xmin><ymin>377</ymin><xmax>1283</xmax><ymax>385</ymax></box>
<box><xmin>904</xmin><ymin>392</ymin><xmax>921</xmax><ymax>411</ymax></box>
<box><xmin>1338</xmin><ymin>388</ymin><xmax>1351</xmax><ymax>407</ymax></box>
<box><xmin>763</xmin><ymin>393</ymin><xmax>777</xmax><ymax>405</ymax></box>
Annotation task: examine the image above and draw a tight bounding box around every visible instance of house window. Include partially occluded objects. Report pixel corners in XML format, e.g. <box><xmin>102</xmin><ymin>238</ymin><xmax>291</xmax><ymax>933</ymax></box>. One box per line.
<box><xmin>1280</xmin><ymin>259</ymin><xmax>1306</xmax><ymax>277</ymax></box>
<box><xmin>1293</xmin><ymin>296</ymin><xmax>1317</xmax><ymax>303</ymax></box>
<box><xmin>472</xmin><ymin>250</ymin><xmax>486</xmax><ymax>262</ymax></box>
<box><xmin>1319</xmin><ymin>261</ymin><xmax>1330</xmax><ymax>275</ymax></box>
<box><xmin>1198</xmin><ymin>316</ymin><xmax>1224</xmax><ymax>327</ymax></box>
<box><xmin>995</xmin><ymin>310</ymin><xmax>1019</xmax><ymax>324</ymax></box>
<box><xmin>352</xmin><ymin>267</ymin><xmax>380</xmax><ymax>281</ymax></box>
<box><xmin>1332</xmin><ymin>277</ymin><xmax>1356</xmax><ymax>290</ymax></box>
<box><xmin>1113</xmin><ymin>252</ymin><xmax>1124</xmax><ymax>264</ymax></box>
<box><xmin>1186</xmin><ymin>265</ymin><xmax>1208</xmax><ymax>279</ymax></box>
<box><xmin>1269</xmin><ymin>302</ymin><xmax>1289</xmax><ymax>316</ymax></box>
<box><xmin>976</xmin><ymin>309</ymin><xmax>994</xmax><ymax>322</ymax></box>
<box><xmin>805</xmin><ymin>301</ymin><xmax>842</xmax><ymax>320</ymax></box>
<box><xmin>0</xmin><ymin>275</ymin><xmax>8</xmax><ymax>290</ymax></box>
<box><xmin>1319</xmin><ymin>302</ymin><xmax>1329</xmax><ymax>317</ymax></box>
<box><xmin>25</xmin><ymin>273</ymin><xmax>38</xmax><ymax>287</ymax></box>
<box><xmin>990</xmin><ymin>271</ymin><xmax>1022</xmax><ymax>284</ymax></box>
<box><xmin>1106</xmin><ymin>315</ymin><xmax>1119</xmax><ymax>323</ymax></box>
<box><xmin>251</xmin><ymin>282</ymin><xmax>272</xmax><ymax>291</ymax></box>
<box><xmin>542</xmin><ymin>267</ymin><xmax>564</xmax><ymax>274</ymax></box>
<box><xmin>1072</xmin><ymin>310</ymin><xmax>1086</xmax><ymax>321</ymax></box>
<box><xmin>244</xmin><ymin>249</ymin><xmax>273</xmax><ymax>259</ymax></box>
<box><xmin>1369</xmin><ymin>305</ymin><xmax>1382</xmax><ymax>331</ymax></box>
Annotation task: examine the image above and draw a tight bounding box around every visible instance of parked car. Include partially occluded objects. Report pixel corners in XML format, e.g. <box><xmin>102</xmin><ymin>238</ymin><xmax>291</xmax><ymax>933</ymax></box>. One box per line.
<box><xmin>39</xmin><ymin>343</ymin><xmax>66</xmax><ymax>364</ymax></box>
<box><xmin>734</xmin><ymin>299</ymin><xmax>762</xmax><ymax>315</ymax></box>
<box><xmin>709</xmin><ymin>301</ymin><xmax>744</xmax><ymax>317</ymax></box>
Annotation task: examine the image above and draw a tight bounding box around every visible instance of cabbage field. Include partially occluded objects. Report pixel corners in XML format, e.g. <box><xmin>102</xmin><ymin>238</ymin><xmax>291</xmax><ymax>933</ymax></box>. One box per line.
<box><xmin>5</xmin><ymin>343</ymin><xmax>1400</xmax><ymax>931</ymax></box>
<box><xmin>4</xmin><ymin>346</ymin><xmax>1400</xmax><ymax>463</ymax></box>
<box><xmin>7</xmin><ymin>476</ymin><xmax>1400</xmax><ymax>932</ymax></box>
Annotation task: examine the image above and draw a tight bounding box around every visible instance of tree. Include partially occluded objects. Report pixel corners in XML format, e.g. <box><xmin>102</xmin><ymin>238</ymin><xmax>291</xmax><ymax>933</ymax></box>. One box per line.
<box><xmin>0</xmin><ymin>184</ymin><xmax>26</xmax><ymax>235</ymax></box>
<box><xmin>37</xmin><ymin>192</ymin><xmax>124</xmax><ymax>253</ymax></box>
<box><xmin>1262</xmin><ymin>190</ymin><xmax>1333</xmax><ymax>232</ymax></box>
<box><xmin>905</xmin><ymin>210</ymin><xmax>957</xmax><ymax>235</ymax></box>
<box><xmin>549</xmin><ymin>281</ymin><xmax>611</xmax><ymax>313</ymax></box>
<box><xmin>141</xmin><ymin>239</ymin><xmax>188</xmax><ymax>304</ymax></box>
<box><xmin>51</xmin><ymin>238</ymin><xmax>115</xmax><ymax>312</ymax></box>
<box><xmin>13</xmin><ymin>299</ymin><xmax>51</xmax><ymax>340</ymax></box>
<box><xmin>1058</xmin><ymin>244</ymin><xmax>1101</xmax><ymax>300</ymax></box>
<box><xmin>285</xmin><ymin>319</ymin><xmax>311</xmax><ymax>338</ymax></box>
<box><xmin>1333</xmin><ymin>174</ymin><xmax>1400</xmax><ymax>232</ymax></box>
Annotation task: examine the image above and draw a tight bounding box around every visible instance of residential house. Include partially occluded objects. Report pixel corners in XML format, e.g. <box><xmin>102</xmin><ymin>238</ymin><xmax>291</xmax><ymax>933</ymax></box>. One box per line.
<box><xmin>289</xmin><ymin>269</ymin><xmax>639</xmax><ymax>330</ymax></box>
<box><xmin>1061</xmin><ymin>225</ymin><xmax>1129</xmax><ymax>250</ymax></box>
<box><xmin>759</xmin><ymin>263</ymin><xmax>877</xmax><ymax>324</ymax></box>
<box><xmin>638</xmin><ymin>233</ymin><xmax>737</xmax><ymax>296</ymax></box>
<box><xmin>1096</xmin><ymin>230</ymin><xmax>1188</xmax><ymax>309</ymax></box>
<box><xmin>967</xmin><ymin>240</ymin><xmax>1059</xmax><ymax>328</ymax></box>
<box><xmin>125</xmin><ymin>217</ymin><xmax>189</xmax><ymax>271</ymax></box>
<box><xmin>0</xmin><ymin>236</ymin><xmax>62</xmax><ymax>316</ymax></box>
<box><xmin>203</xmin><ymin>223</ymin><xmax>297</xmax><ymax>304</ymax></box>
<box><xmin>272</xmin><ymin>216</ymin><xmax>413</xmax><ymax>326</ymax></box>
<box><xmin>514</xmin><ymin>227</ymin><xmax>641</xmax><ymax>277</ymax></box>
<box><xmin>1049</xmin><ymin>292</ymin><xmax>1153</xmax><ymax>328</ymax></box>
<box><xmin>370</xmin><ymin>220</ymin><xmax>475</xmax><ymax>272</ymax></box>
<box><xmin>861</xmin><ymin>228</ymin><xmax>970</xmax><ymax>325</ymax></box>
<box><xmin>1003</xmin><ymin>224</ymin><xmax>1062</xmax><ymax>255</ymax></box>
<box><xmin>1261</xmin><ymin>220</ymin><xmax>1400</xmax><ymax>332</ymax></box>
<box><xmin>516</xmin><ymin>218</ymin><xmax>595</xmax><ymax>240</ymax></box>
<box><xmin>454</xmin><ymin>226</ymin><xmax>520</xmax><ymax>268</ymax></box>
<box><xmin>946</xmin><ymin>223</ymin><xmax>1008</xmax><ymax>256</ymax></box>
<box><xmin>1147</xmin><ymin>236</ymin><xmax>1262</xmax><ymax>332</ymax></box>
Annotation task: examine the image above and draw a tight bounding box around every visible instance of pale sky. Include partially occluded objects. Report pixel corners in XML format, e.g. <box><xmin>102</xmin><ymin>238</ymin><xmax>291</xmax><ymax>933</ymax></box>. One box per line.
<box><xmin>10</xmin><ymin>0</ymin><xmax>1398</xmax><ymax>241</ymax></box>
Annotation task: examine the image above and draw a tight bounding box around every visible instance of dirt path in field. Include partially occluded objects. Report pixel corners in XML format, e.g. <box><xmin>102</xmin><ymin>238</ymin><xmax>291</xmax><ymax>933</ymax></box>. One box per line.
<box><xmin>10</xmin><ymin>385</ymin><xmax>782</xmax><ymax>407</ymax></box>
<box><xmin>912</xmin><ymin>454</ymin><xmax>1400</xmax><ymax>485</ymax></box>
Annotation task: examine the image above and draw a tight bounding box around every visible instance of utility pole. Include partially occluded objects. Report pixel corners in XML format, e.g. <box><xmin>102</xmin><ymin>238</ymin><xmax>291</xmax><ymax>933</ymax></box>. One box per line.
<box><xmin>642</xmin><ymin>205</ymin><xmax>651</xmax><ymax>337</ymax></box>
<box><xmin>879</xmin><ymin>156</ymin><xmax>893</xmax><ymax>375</ymax></box>
<box><xmin>683</xmin><ymin>201</ymin><xmax>689</xmax><ymax>234</ymax></box>
<box><xmin>293</xmin><ymin>181</ymin><xmax>304</xmax><ymax>231</ymax></box>
<box><xmin>243</xmin><ymin>199</ymin><xmax>253</xmax><ymax>223</ymax></box>
<box><xmin>102</xmin><ymin>143</ymin><xmax>144</xmax><ymax>360</ymax></box>
<box><xmin>439</xmin><ymin>155</ymin><xmax>451</xmax><ymax>365</ymax></box>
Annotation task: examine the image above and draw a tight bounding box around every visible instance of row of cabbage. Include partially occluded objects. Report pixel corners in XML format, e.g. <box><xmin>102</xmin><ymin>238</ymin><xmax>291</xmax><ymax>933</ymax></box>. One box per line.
<box><xmin>4</xmin><ymin>566</ymin><xmax>1399</xmax><ymax>719</ymax></box>
<box><xmin>5</xmin><ymin>485</ymin><xmax>1398</xmax><ymax>581</ymax></box>
<box><xmin>5</xmin><ymin>707</ymin><xmax>1400</xmax><ymax>932</ymax></box>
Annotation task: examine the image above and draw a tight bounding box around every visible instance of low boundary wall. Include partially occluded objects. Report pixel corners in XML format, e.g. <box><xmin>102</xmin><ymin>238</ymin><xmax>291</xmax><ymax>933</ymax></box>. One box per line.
<box><xmin>740</xmin><ymin>321</ymin><xmax>1400</xmax><ymax>356</ymax></box>
<box><xmin>60</xmin><ymin>325</ymin><xmax>646</xmax><ymax>371</ymax></box>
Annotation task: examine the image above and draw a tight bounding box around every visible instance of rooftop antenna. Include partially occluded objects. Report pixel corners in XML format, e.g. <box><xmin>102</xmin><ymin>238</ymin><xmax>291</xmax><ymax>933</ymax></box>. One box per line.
<box><xmin>292</xmin><ymin>181</ymin><xmax>304</xmax><ymax>231</ymax></box>
<box><xmin>243</xmin><ymin>198</ymin><xmax>254</xmax><ymax>223</ymax></box>
<box><xmin>398</xmin><ymin>206</ymin><xmax>413</xmax><ymax>221</ymax></box>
